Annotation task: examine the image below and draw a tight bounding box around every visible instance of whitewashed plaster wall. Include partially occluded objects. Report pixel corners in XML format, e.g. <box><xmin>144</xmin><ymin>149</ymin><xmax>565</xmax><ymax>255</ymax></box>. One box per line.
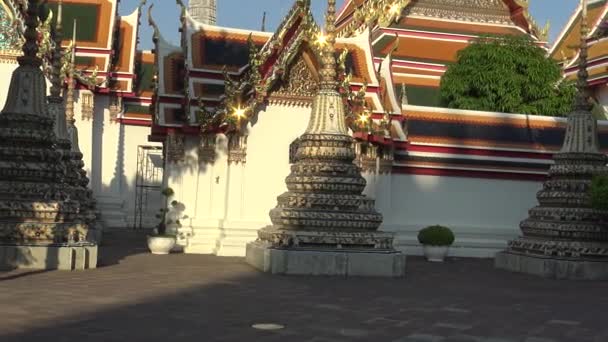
<box><xmin>0</xmin><ymin>62</ymin><xmax>17</xmax><ymax>108</ymax></box>
<box><xmin>595</xmin><ymin>85</ymin><xmax>608</xmax><ymax>116</ymax></box>
<box><xmin>72</xmin><ymin>94</ymin><xmax>161</xmax><ymax>229</ymax></box>
<box><xmin>377</xmin><ymin>174</ymin><xmax>542</xmax><ymax>258</ymax></box>
<box><xmin>165</xmin><ymin>104</ymin><xmax>311</xmax><ymax>256</ymax></box>
<box><xmin>169</xmin><ymin>102</ymin><xmax>544</xmax><ymax>258</ymax></box>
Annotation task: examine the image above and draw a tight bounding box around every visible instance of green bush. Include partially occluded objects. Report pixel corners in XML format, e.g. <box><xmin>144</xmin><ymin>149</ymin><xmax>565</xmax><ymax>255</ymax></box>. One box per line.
<box><xmin>590</xmin><ymin>175</ymin><xmax>608</xmax><ymax>210</ymax></box>
<box><xmin>417</xmin><ymin>225</ymin><xmax>455</xmax><ymax>246</ymax></box>
<box><xmin>439</xmin><ymin>35</ymin><xmax>575</xmax><ymax>116</ymax></box>
<box><xmin>161</xmin><ymin>187</ymin><xmax>174</xmax><ymax>197</ymax></box>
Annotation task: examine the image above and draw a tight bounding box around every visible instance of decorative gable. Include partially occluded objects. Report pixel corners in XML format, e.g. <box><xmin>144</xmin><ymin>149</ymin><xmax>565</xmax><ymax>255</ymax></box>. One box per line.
<box><xmin>268</xmin><ymin>54</ymin><xmax>319</xmax><ymax>106</ymax></box>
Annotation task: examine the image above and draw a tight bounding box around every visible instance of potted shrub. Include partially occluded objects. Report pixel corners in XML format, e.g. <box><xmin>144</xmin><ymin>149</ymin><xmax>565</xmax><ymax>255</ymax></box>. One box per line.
<box><xmin>147</xmin><ymin>187</ymin><xmax>177</xmax><ymax>255</ymax></box>
<box><xmin>417</xmin><ymin>225</ymin><xmax>455</xmax><ymax>262</ymax></box>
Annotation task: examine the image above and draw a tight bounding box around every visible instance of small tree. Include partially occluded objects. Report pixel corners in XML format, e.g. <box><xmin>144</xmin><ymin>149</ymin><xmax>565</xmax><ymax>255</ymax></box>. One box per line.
<box><xmin>440</xmin><ymin>35</ymin><xmax>576</xmax><ymax>116</ymax></box>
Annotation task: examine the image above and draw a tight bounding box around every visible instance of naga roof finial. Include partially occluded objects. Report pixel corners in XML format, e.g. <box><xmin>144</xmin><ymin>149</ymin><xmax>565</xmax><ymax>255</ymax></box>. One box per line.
<box><xmin>148</xmin><ymin>4</ymin><xmax>160</xmax><ymax>44</ymax></box>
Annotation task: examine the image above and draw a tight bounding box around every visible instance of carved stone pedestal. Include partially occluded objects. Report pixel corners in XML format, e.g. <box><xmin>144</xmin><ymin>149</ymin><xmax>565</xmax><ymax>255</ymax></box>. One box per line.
<box><xmin>246</xmin><ymin>239</ymin><xmax>406</xmax><ymax>277</ymax></box>
<box><xmin>0</xmin><ymin>242</ymin><xmax>98</xmax><ymax>271</ymax></box>
<box><xmin>495</xmin><ymin>251</ymin><xmax>608</xmax><ymax>280</ymax></box>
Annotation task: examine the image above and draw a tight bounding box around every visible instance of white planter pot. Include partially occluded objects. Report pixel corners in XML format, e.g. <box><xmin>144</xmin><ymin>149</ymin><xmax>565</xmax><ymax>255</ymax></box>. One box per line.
<box><xmin>423</xmin><ymin>245</ymin><xmax>450</xmax><ymax>262</ymax></box>
<box><xmin>147</xmin><ymin>235</ymin><xmax>177</xmax><ymax>255</ymax></box>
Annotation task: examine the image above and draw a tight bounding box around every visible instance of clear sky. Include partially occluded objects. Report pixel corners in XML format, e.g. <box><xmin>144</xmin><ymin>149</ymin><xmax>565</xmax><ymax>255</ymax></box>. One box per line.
<box><xmin>118</xmin><ymin>0</ymin><xmax>580</xmax><ymax>51</ymax></box>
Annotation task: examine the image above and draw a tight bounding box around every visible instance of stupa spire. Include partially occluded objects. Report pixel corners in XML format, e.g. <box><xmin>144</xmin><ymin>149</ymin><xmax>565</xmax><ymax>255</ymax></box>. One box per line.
<box><xmin>20</xmin><ymin>0</ymin><xmax>41</xmax><ymax>66</ymax></box>
<box><xmin>574</xmin><ymin>0</ymin><xmax>592</xmax><ymax>112</ymax></box>
<box><xmin>50</xmin><ymin>0</ymin><xmax>63</xmax><ymax>98</ymax></box>
<box><xmin>50</xmin><ymin>0</ymin><xmax>69</xmax><ymax>140</ymax></box>
<box><xmin>560</xmin><ymin>0</ymin><xmax>599</xmax><ymax>154</ymax></box>
<box><xmin>304</xmin><ymin>0</ymin><xmax>348</xmax><ymax>135</ymax></box>
<box><xmin>319</xmin><ymin>0</ymin><xmax>337</xmax><ymax>91</ymax></box>
<box><xmin>65</xmin><ymin>19</ymin><xmax>77</xmax><ymax>127</ymax></box>
<box><xmin>1</xmin><ymin>0</ymin><xmax>47</xmax><ymax>118</ymax></box>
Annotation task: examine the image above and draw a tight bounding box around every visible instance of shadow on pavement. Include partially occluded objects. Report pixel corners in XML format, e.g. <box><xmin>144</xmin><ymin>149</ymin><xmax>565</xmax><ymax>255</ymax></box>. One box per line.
<box><xmin>0</xmin><ymin>253</ymin><xmax>607</xmax><ymax>342</ymax></box>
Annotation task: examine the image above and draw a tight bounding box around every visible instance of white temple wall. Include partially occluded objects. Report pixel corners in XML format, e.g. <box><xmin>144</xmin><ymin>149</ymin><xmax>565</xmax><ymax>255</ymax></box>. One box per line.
<box><xmin>175</xmin><ymin>104</ymin><xmax>311</xmax><ymax>256</ymax></box>
<box><xmin>595</xmin><ymin>85</ymin><xmax>608</xmax><ymax>116</ymax></box>
<box><xmin>379</xmin><ymin>174</ymin><xmax>542</xmax><ymax>258</ymax></box>
<box><xmin>164</xmin><ymin>136</ymin><xmax>228</xmax><ymax>252</ymax></box>
<box><xmin>0</xmin><ymin>62</ymin><xmax>18</xmax><ymax>108</ymax></box>
<box><xmin>173</xmin><ymin>101</ymin><xmax>544</xmax><ymax>258</ymax></box>
<box><xmin>74</xmin><ymin>94</ymin><xmax>161</xmax><ymax>229</ymax></box>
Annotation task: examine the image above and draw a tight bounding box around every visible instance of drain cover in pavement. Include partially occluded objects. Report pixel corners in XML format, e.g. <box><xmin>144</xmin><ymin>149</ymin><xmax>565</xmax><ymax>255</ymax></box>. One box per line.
<box><xmin>252</xmin><ymin>323</ymin><xmax>285</xmax><ymax>330</ymax></box>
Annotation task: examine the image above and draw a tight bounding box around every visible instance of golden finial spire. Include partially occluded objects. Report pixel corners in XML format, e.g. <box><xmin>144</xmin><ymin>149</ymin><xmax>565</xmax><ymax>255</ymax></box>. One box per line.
<box><xmin>65</xmin><ymin>19</ymin><xmax>77</xmax><ymax>124</ymax></box>
<box><xmin>319</xmin><ymin>0</ymin><xmax>337</xmax><ymax>91</ymax></box>
<box><xmin>50</xmin><ymin>0</ymin><xmax>64</xmax><ymax>98</ymax></box>
<box><xmin>575</xmin><ymin>0</ymin><xmax>592</xmax><ymax>111</ymax></box>
<box><xmin>304</xmin><ymin>0</ymin><xmax>348</xmax><ymax>135</ymax></box>
<box><xmin>20</xmin><ymin>0</ymin><xmax>41</xmax><ymax>66</ymax></box>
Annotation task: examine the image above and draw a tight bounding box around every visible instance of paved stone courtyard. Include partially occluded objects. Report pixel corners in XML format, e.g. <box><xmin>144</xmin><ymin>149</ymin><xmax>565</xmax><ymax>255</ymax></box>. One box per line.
<box><xmin>0</xmin><ymin>230</ymin><xmax>607</xmax><ymax>342</ymax></box>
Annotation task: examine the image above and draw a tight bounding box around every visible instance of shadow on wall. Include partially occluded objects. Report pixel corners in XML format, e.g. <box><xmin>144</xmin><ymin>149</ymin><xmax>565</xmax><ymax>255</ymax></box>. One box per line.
<box><xmin>106</xmin><ymin>118</ymin><xmax>128</xmax><ymax>201</ymax></box>
<box><xmin>89</xmin><ymin>107</ymin><xmax>163</xmax><ymax>229</ymax></box>
<box><xmin>90</xmin><ymin>94</ymin><xmax>103</xmax><ymax>194</ymax></box>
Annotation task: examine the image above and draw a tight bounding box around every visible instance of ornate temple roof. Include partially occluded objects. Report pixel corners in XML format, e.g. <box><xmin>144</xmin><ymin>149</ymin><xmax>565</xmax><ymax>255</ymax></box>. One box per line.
<box><xmin>47</xmin><ymin>0</ymin><xmax>117</xmax><ymax>81</ymax></box>
<box><xmin>550</xmin><ymin>0</ymin><xmax>608</xmax><ymax>86</ymax></box>
<box><xmin>153</xmin><ymin>0</ymin><xmax>397</xmax><ymax>134</ymax></box>
<box><xmin>150</xmin><ymin>0</ymin><xmax>608</xmax><ymax>182</ymax></box>
<box><xmin>336</xmin><ymin>0</ymin><xmax>543</xmax><ymax>37</ymax></box>
<box><xmin>43</xmin><ymin>0</ymin><xmax>146</xmax><ymax>95</ymax></box>
<box><xmin>403</xmin><ymin>0</ymin><xmax>516</xmax><ymax>25</ymax></box>
<box><xmin>333</xmin><ymin>0</ymin><xmax>545</xmax><ymax>108</ymax></box>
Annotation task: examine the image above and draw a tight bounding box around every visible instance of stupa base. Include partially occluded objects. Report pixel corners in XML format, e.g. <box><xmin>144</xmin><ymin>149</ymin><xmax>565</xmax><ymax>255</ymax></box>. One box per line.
<box><xmin>495</xmin><ymin>251</ymin><xmax>608</xmax><ymax>280</ymax></box>
<box><xmin>0</xmin><ymin>243</ymin><xmax>98</xmax><ymax>271</ymax></box>
<box><xmin>246</xmin><ymin>240</ymin><xmax>406</xmax><ymax>277</ymax></box>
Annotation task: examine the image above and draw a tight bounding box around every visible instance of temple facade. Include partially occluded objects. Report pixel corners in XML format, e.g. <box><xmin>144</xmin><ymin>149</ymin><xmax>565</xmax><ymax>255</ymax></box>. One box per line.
<box><xmin>0</xmin><ymin>0</ymin><xmax>161</xmax><ymax>230</ymax></box>
<box><xmin>0</xmin><ymin>0</ymin><xmax>604</xmax><ymax>261</ymax></box>
<box><xmin>148</xmin><ymin>0</ymin><xmax>608</xmax><ymax>258</ymax></box>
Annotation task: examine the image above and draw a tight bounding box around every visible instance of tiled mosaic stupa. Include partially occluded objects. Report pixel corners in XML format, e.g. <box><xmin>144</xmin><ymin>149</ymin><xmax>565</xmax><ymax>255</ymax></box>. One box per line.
<box><xmin>495</xmin><ymin>0</ymin><xmax>608</xmax><ymax>280</ymax></box>
<box><xmin>246</xmin><ymin>0</ymin><xmax>405</xmax><ymax>277</ymax></box>
<box><xmin>0</xmin><ymin>0</ymin><xmax>98</xmax><ymax>270</ymax></box>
